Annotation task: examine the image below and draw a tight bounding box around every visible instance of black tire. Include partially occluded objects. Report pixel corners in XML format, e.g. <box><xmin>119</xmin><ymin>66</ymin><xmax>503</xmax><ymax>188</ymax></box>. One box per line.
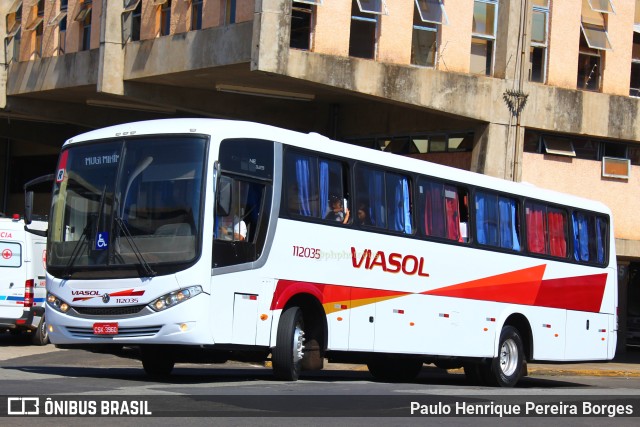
<box><xmin>367</xmin><ymin>359</ymin><xmax>423</xmax><ymax>383</ymax></box>
<box><xmin>488</xmin><ymin>325</ymin><xmax>524</xmax><ymax>387</ymax></box>
<box><xmin>31</xmin><ymin>316</ymin><xmax>49</xmax><ymax>346</ymax></box>
<box><xmin>141</xmin><ymin>347</ymin><xmax>175</xmax><ymax>377</ymax></box>
<box><xmin>272</xmin><ymin>306</ymin><xmax>305</xmax><ymax>381</ymax></box>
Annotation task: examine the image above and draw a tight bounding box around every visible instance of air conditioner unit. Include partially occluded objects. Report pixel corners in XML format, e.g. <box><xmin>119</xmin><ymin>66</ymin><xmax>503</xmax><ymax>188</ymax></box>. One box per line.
<box><xmin>602</xmin><ymin>157</ymin><xmax>630</xmax><ymax>179</ymax></box>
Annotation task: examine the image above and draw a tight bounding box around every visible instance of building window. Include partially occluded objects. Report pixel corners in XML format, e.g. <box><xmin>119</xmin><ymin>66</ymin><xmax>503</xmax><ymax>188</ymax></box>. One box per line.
<box><xmin>290</xmin><ymin>1</ymin><xmax>315</xmax><ymax>50</ymax></box>
<box><xmin>530</xmin><ymin>0</ymin><xmax>549</xmax><ymax>83</ymax></box>
<box><xmin>411</xmin><ymin>0</ymin><xmax>447</xmax><ymax>67</ymax></box>
<box><xmin>48</xmin><ymin>0</ymin><xmax>68</xmax><ymax>55</ymax></box>
<box><xmin>471</xmin><ymin>0</ymin><xmax>497</xmax><ymax>76</ymax></box>
<box><xmin>578</xmin><ymin>0</ymin><xmax>613</xmax><ymax>91</ymax></box>
<box><xmin>226</xmin><ymin>0</ymin><xmax>237</xmax><ymax>24</ymax></box>
<box><xmin>191</xmin><ymin>0</ymin><xmax>203</xmax><ymax>31</ymax></box>
<box><xmin>349</xmin><ymin>132</ymin><xmax>473</xmax><ymax>155</ymax></box>
<box><xmin>6</xmin><ymin>0</ymin><xmax>22</xmax><ymax>63</ymax></box>
<box><xmin>160</xmin><ymin>0</ymin><xmax>171</xmax><ymax>36</ymax></box>
<box><xmin>24</xmin><ymin>1</ymin><xmax>44</xmax><ymax>58</ymax></box>
<box><xmin>74</xmin><ymin>0</ymin><xmax>92</xmax><ymax>51</ymax></box>
<box><xmin>632</xmin><ymin>1</ymin><xmax>640</xmax><ymax>96</ymax></box>
<box><xmin>349</xmin><ymin>0</ymin><xmax>387</xmax><ymax>59</ymax></box>
<box><xmin>525</xmin><ymin>130</ymin><xmax>640</xmax><ymax>165</ymax></box>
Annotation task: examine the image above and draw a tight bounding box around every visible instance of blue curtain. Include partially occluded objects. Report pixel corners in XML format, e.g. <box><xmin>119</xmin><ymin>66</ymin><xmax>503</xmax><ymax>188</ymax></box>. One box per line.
<box><xmin>319</xmin><ymin>160</ymin><xmax>329</xmax><ymax>218</ymax></box>
<box><xmin>295</xmin><ymin>157</ymin><xmax>312</xmax><ymax>216</ymax></box>
<box><xmin>402</xmin><ymin>178</ymin><xmax>411</xmax><ymax>234</ymax></box>
<box><xmin>476</xmin><ymin>193</ymin><xmax>498</xmax><ymax>246</ymax></box>
<box><xmin>367</xmin><ymin>169</ymin><xmax>385</xmax><ymax>228</ymax></box>
<box><xmin>475</xmin><ymin>193</ymin><xmax>486</xmax><ymax>244</ymax></box>
<box><xmin>387</xmin><ymin>175</ymin><xmax>411</xmax><ymax>233</ymax></box>
<box><xmin>498</xmin><ymin>197</ymin><xmax>520</xmax><ymax>250</ymax></box>
<box><xmin>596</xmin><ymin>217</ymin><xmax>606</xmax><ymax>263</ymax></box>
<box><xmin>573</xmin><ymin>212</ymin><xmax>590</xmax><ymax>261</ymax></box>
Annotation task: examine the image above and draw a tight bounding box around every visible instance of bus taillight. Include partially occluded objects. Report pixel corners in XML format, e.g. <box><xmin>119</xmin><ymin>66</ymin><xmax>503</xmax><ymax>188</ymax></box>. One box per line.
<box><xmin>24</xmin><ymin>279</ymin><xmax>34</xmax><ymax>307</ymax></box>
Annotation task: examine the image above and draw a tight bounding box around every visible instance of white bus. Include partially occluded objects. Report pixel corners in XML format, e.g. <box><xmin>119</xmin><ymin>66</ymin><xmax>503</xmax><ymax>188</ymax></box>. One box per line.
<box><xmin>34</xmin><ymin>119</ymin><xmax>617</xmax><ymax>387</ymax></box>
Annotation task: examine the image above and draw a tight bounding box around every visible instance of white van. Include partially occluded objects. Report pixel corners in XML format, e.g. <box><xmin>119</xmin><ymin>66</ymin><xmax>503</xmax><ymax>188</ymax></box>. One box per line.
<box><xmin>0</xmin><ymin>215</ymin><xmax>48</xmax><ymax>345</ymax></box>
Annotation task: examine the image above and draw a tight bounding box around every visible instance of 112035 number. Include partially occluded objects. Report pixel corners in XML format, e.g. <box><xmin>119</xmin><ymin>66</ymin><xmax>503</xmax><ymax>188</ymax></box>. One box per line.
<box><xmin>293</xmin><ymin>246</ymin><xmax>321</xmax><ymax>259</ymax></box>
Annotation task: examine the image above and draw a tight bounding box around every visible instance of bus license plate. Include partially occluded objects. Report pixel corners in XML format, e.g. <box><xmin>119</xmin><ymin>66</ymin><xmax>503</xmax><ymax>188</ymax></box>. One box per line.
<box><xmin>93</xmin><ymin>322</ymin><xmax>118</xmax><ymax>335</ymax></box>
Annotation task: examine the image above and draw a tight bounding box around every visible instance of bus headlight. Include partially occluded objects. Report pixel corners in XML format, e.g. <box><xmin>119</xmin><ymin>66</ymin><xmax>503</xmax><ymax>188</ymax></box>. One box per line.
<box><xmin>47</xmin><ymin>293</ymin><xmax>70</xmax><ymax>313</ymax></box>
<box><xmin>148</xmin><ymin>285</ymin><xmax>203</xmax><ymax>312</ymax></box>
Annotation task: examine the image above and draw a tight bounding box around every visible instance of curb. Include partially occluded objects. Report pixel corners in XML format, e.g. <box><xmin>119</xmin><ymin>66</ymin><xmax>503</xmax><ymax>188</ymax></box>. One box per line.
<box><xmin>526</xmin><ymin>367</ymin><xmax>640</xmax><ymax>377</ymax></box>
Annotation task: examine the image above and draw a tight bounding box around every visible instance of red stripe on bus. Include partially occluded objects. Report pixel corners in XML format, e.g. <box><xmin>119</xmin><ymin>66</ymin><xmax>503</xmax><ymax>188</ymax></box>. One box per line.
<box><xmin>424</xmin><ymin>266</ymin><xmax>607</xmax><ymax>313</ymax></box>
<box><xmin>271</xmin><ymin>267</ymin><xmax>608</xmax><ymax>313</ymax></box>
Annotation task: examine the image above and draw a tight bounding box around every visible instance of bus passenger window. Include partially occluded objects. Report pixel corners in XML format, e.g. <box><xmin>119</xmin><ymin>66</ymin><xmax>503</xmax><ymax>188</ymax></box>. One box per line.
<box><xmin>355</xmin><ymin>166</ymin><xmax>411</xmax><ymax>233</ymax></box>
<box><xmin>386</xmin><ymin>173</ymin><xmax>412</xmax><ymax>234</ymax></box>
<box><xmin>418</xmin><ymin>178</ymin><xmax>467</xmax><ymax>242</ymax></box>
<box><xmin>572</xmin><ymin>211</ymin><xmax>607</xmax><ymax>264</ymax></box>
<box><xmin>475</xmin><ymin>191</ymin><xmax>520</xmax><ymax>250</ymax></box>
<box><xmin>286</xmin><ymin>153</ymin><xmax>319</xmax><ymax>217</ymax></box>
<box><xmin>548</xmin><ymin>208</ymin><xmax>567</xmax><ymax>257</ymax></box>
<box><xmin>525</xmin><ymin>202</ymin><xmax>568</xmax><ymax>258</ymax></box>
<box><xmin>285</xmin><ymin>151</ymin><xmax>350</xmax><ymax>225</ymax></box>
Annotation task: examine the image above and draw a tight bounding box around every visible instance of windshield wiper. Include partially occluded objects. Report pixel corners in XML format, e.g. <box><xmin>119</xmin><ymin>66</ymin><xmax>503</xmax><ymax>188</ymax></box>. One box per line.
<box><xmin>114</xmin><ymin>217</ymin><xmax>156</xmax><ymax>277</ymax></box>
<box><xmin>61</xmin><ymin>224</ymin><xmax>90</xmax><ymax>279</ymax></box>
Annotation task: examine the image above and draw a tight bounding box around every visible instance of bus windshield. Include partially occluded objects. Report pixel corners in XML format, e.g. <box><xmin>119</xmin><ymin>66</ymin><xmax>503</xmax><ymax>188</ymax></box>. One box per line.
<box><xmin>47</xmin><ymin>135</ymin><xmax>207</xmax><ymax>278</ymax></box>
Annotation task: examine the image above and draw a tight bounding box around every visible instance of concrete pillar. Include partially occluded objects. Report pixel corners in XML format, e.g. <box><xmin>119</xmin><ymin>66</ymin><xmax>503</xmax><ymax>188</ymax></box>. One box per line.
<box><xmin>252</xmin><ymin>0</ymin><xmax>291</xmax><ymax>73</ymax></box>
<box><xmin>617</xmin><ymin>261</ymin><xmax>629</xmax><ymax>355</ymax></box>
<box><xmin>493</xmin><ymin>0</ymin><xmax>528</xmax><ymax>81</ymax></box>
<box><xmin>97</xmin><ymin>0</ymin><xmax>125</xmax><ymax>95</ymax></box>
<box><xmin>0</xmin><ymin>0</ymin><xmax>9</xmax><ymax>109</ymax></box>
<box><xmin>470</xmin><ymin>121</ymin><xmax>521</xmax><ymax>180</ymax></box>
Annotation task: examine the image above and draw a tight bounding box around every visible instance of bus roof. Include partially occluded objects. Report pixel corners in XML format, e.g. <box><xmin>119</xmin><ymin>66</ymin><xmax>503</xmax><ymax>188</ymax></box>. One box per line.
<box><xmin>64</xmin><ymin>118</ymin><xmax>611</xmax><ymax>215</ymax></box>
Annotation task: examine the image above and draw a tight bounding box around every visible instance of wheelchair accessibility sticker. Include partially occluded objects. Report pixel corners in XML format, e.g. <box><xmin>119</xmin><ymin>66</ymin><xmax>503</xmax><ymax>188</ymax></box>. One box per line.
<box><xmin>96</xmin><ymin>232</ymin><xmax>109</xmax><ymax>250</ymax></box>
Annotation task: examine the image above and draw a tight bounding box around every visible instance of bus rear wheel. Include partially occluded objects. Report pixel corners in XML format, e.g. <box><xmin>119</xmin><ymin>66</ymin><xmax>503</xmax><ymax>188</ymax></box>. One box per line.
<box><xmin>367</xmin><ymin>359</ymin><xmax>423</xmax><ymax>383</ymax></box>
<box><xmin>488</xmin><ymin>326</ymin><xmax>524</xmax><ymax>387</ymax></box>
<box><xmin>273</xmin><ymin>306</ymin><xmax>305</xmax><ymax>381</ymax></box>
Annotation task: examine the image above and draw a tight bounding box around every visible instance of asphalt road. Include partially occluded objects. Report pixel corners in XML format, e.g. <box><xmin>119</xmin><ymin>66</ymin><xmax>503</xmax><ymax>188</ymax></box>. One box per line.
<box><xmin>1</xmin><ymin>333</ymin><xmax>639</xmax><ymax>427</ymax></box>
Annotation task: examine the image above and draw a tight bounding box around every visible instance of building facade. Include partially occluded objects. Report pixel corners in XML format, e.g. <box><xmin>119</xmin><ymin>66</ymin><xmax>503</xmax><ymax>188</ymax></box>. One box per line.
<box><xmin>1</xmin><ymin>0</ymin><xmax>639</xmax><ymax>349</ymax></box>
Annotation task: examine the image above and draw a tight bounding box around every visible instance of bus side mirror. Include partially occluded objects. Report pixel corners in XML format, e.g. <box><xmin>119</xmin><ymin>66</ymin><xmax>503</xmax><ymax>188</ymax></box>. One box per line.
<box><xmin>23</xmin><ymin>173</ymin><xmax>54</xmax><ymax>236</ymax></box>
<box><xmin>25</xmin><ymin>190</ymin><xmax>34</xmax><ymax>225</ymax></box>
<box><xmin>217</xmin><ymin>176</ymin><xmax>232</xmax><ymax>217</ymax></box>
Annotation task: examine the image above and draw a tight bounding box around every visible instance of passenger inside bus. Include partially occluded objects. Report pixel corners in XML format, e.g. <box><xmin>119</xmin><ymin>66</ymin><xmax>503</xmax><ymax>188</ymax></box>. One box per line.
<box><xmin>216</xmin><ymin>214</ymin><xmax>246</xmax><ymax>241</ymax></box>
<box><xmin>356</xmin><ymin>203</ymin><xmax>372</xmax><ymax>226</ymax></box>
<box><xmin>324</xmin><ymin>195</ymin><xmax>350</xmax><ymax>224</ymax></box>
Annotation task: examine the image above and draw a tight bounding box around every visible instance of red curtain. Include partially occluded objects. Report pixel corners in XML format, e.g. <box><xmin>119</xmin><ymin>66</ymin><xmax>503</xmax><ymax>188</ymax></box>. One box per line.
<box><xmin>547</xmin><ymin>211</ymin><xmax>567</xmax><ymax>257</ymax></box>
<box><xmin>526</xmin><ymin>205</ymin><xmax>546</xmax><ymax>254</ymax></box>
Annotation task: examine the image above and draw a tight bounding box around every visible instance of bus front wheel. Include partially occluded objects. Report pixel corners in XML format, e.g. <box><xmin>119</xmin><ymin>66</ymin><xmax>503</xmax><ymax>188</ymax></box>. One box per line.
<box><xmin>272</xmin><ymin>306</ymin><xmax>305</xmax><ymax>381</ymax></box>
<box><xmin>489</xmin><ymin>325</ymin><xmax>524</xmax><ymax>387</ymax></box>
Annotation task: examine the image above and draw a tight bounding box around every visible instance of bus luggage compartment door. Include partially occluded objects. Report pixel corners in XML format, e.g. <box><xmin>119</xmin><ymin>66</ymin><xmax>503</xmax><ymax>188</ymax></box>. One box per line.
<box><xmin>232</xmin><ymin>293</ymin><xmax>259</xmax><ymax>345</ymax></box>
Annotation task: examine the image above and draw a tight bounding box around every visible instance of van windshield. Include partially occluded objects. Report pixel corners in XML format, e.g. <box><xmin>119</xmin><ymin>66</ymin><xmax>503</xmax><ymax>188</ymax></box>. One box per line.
<box><xmin>47</xmin><ymin>136</ymin><xmax>207</xmax><ymax>279</ymax></box>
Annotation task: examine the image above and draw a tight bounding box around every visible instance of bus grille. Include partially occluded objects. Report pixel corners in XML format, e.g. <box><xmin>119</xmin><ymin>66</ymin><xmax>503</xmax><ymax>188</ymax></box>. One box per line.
<box><xmin>65</xmin><ymin>325</ymin><xmax>162</xmax><ymax>338</ymax></box>
<box><xmin>72</xmin><ymin>305</ymin><xmax>147</xmax><ymax>316</ymax></box>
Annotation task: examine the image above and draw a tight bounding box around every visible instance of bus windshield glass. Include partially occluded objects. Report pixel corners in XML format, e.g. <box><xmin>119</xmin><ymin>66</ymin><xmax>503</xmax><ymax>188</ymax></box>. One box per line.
<box><xmin>47</xmin><ymin>135</ymin><xmax>207</xmax><ymax>278</ymax></box>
